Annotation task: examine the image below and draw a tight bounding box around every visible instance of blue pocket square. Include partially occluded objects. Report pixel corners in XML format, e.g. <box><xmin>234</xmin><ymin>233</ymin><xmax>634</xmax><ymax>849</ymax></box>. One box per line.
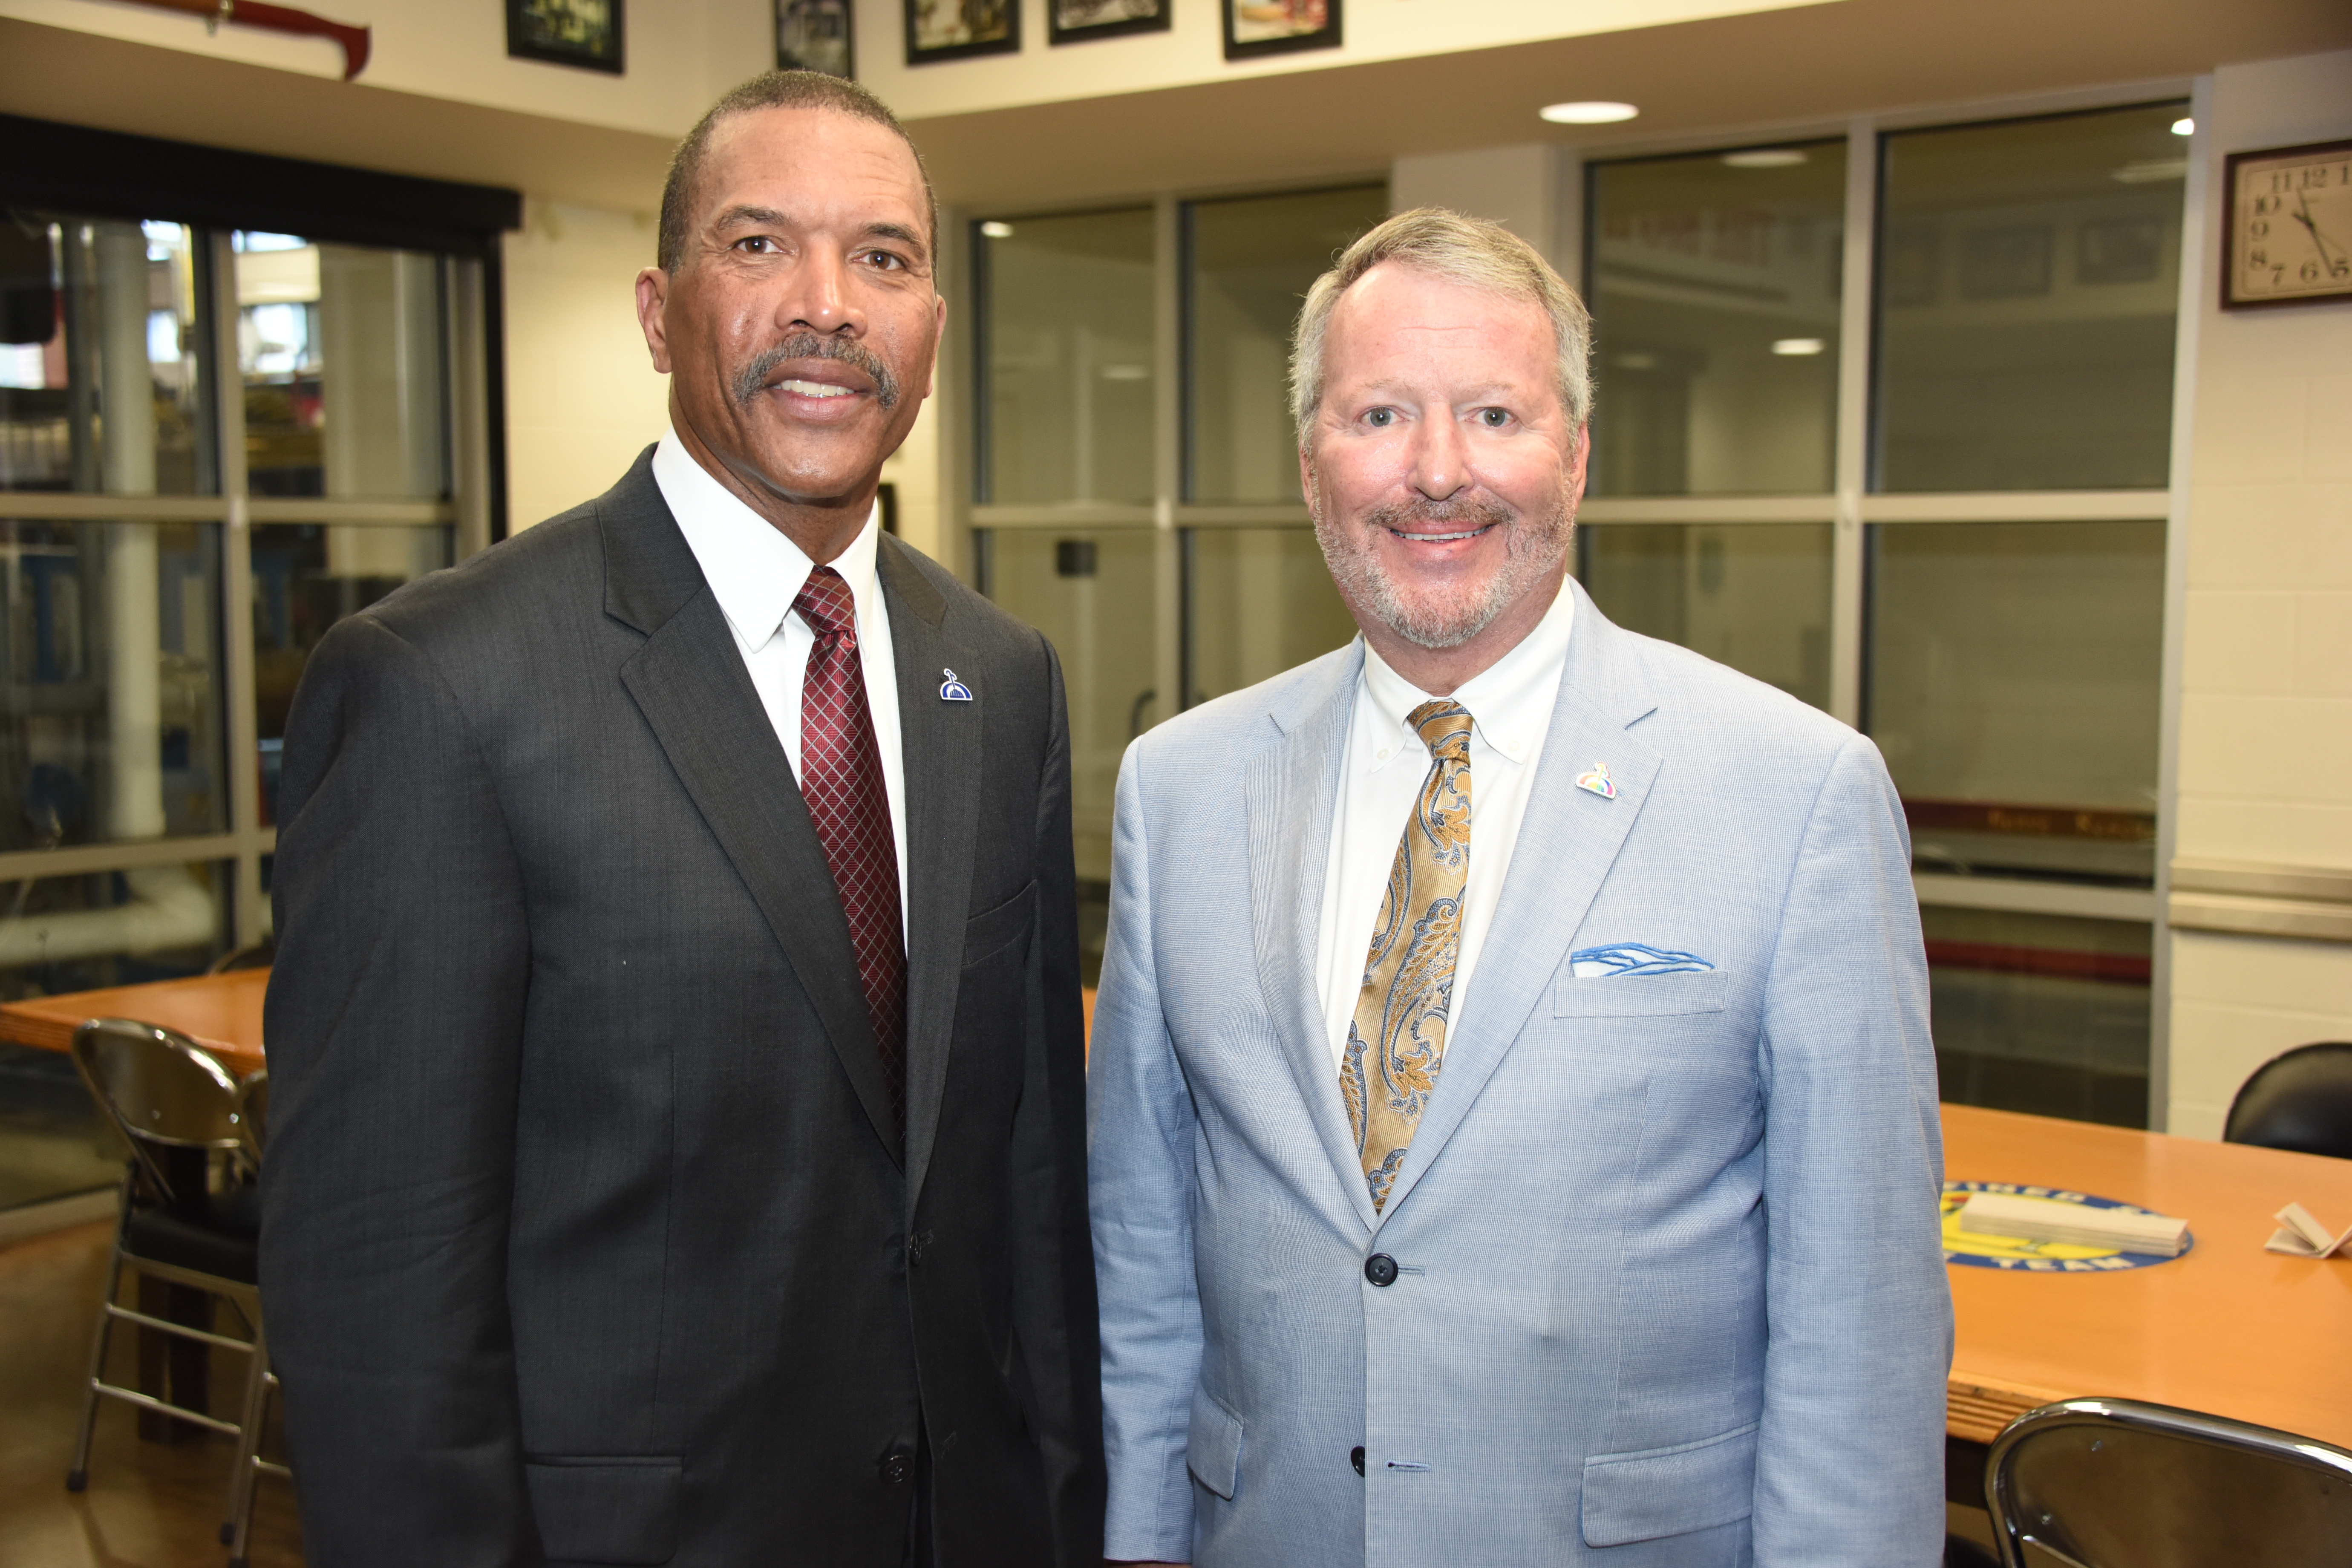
<box><xmin>1571</xmin><ymin>943</ymin><xmax>1715</xmax><ymax>978</ymax></box>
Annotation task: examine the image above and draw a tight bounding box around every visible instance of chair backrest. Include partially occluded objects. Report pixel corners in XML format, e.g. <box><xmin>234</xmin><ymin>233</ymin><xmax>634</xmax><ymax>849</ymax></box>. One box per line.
<box><xmin>70</xmin><ymin>1017</ymin><xmax>248</xmax><ymax>1206</ymax></box>
<box><xmin>1986</xmin><ymin>1398</ymin><xmax>2352</xmax><ymax>1568</ymax></box>
<box><xmin>206</xmin><ymin>940</ymin><xmax>275</xmax><ymax>975</ymax></box>
<box><xmin>2224</xmin><ymin>1042</ymin><xmax>2352</xmax><ymax>1160</ymax></box>
<box><xmin>236</xmin><ymin>1069</ymin><xmax>269</xmax><ymax>1163</ymax></box>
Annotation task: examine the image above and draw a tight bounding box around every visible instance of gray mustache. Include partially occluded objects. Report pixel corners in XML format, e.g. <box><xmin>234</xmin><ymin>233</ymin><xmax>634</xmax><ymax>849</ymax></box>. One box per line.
<box><xmin>732</xmin><ymin>333</ymin><xmax>900</xmax><ymax>411</ymax></box>
<box><xmin>1363</xmin><ymin>494</ymin><xmax>1516</xmax><ymax>534</ymax></box>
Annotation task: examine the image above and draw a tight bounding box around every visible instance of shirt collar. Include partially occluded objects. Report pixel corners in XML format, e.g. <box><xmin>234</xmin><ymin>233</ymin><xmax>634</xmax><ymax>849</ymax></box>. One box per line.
<box><xmin>1355</xmin><ymin>576</ymin><xmax>1576</xmax><ymax>774</ymax></box>
<box><xmin>652</xmin><ymin>425</ymin><xmax>883</xmax><ymax>648</ymax></box>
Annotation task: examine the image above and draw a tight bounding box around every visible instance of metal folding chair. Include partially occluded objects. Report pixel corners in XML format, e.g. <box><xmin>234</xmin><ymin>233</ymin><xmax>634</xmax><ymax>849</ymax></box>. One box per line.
<box><xmin>65</xmin><ymin>1018</ymin><xmax>285</xmax><ymax>1565</ymax></box>
<box><xmin>1985</xmin><ymin>1397</ymin><xmax>2352</xmax><ymax>1567</ymax></box>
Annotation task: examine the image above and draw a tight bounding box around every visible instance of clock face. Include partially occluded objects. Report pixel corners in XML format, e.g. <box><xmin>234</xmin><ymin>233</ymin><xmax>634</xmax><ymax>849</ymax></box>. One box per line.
<box><xmin>2225</xmin><ymin>139</ymin><xmax>2352</xmax><ymax>308</ymax></box>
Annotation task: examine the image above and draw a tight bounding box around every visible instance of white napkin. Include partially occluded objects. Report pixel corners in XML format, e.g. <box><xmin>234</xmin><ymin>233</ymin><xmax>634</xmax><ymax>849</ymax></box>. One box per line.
<box><xmin>2265</xmin><ymin>1202</ymin><xmax>2352</xmax><ymax>1258</ymax></box>
<box><xmin>1956</xmin><ymin>1191</ymin><xmax>2190</xmax><ymax>1257</ymax></box>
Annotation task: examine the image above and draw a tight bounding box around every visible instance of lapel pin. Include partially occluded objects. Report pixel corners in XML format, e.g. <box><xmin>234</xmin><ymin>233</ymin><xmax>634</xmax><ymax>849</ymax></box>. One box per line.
<box><xmin>939</xmin><ymin>668</ymin><xmax>974</xmax><ymax>702</ymax></box>
<box><xmin>1576</xmin><ymin>761</ymin><xmax>1618</xmax><ymax>800</ymax></box>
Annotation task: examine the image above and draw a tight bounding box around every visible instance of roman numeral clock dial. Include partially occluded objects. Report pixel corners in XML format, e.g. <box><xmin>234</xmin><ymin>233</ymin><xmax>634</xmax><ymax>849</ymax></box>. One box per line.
<box><xmin>2225</xmin><ymin>138</ymin><xmax>2352</xmax><ymax>308</ymax></box>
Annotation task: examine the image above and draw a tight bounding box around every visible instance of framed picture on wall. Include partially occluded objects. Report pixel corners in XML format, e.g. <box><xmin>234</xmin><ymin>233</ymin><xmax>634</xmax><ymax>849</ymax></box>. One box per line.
<box><xmin>776</xmin><ymin>0</ymin><xmax>855</xmax><ymax>77</ymax></box>
<box><xmin>506</xmin><ymin>0</ymin><xmax>625</xmax><ymax>75</ymax></box>
<box><xmin>905</xmin><ymin>0</ymin><xmax>1020</xmax><ymax>65</ymax></box>
<box><xmin>1222</xmin><ymin>0</ymin><xmax>1338</xmax><ymax>60</ymax></box>
<box><xmin>1050</xmin><ymin>0</ymin><xmax>1171</xmax><ymax>45</ymax></box>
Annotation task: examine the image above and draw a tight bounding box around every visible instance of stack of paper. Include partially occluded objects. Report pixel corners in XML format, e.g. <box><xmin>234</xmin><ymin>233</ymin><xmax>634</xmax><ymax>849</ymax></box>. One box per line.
<box><xmin>1957</xmin><ymin>1191</ymin><xmax>2190</xmax><ymax>1257</ymax></box>
<box><xmin>2265</xmin><ymin>1203</ymin><xmax>2352</xmax><ymax>1259</ymax></box>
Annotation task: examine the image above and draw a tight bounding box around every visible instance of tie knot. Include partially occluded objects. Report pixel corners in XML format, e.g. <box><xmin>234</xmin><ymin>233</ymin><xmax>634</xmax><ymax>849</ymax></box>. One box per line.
<box><xmin>1409</xmin><ymin>700</ymin><xmax>1473</xmax><ymax>763</ymax></box>
<box><xmin>794</xmin><ymin>565</ymin><xmax>857</xmax><ymax>641</ymax></box>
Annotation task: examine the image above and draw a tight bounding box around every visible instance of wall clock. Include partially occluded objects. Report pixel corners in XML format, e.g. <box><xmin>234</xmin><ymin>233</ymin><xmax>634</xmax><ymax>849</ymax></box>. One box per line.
<box><xmin>2222</xmin><ymin>138</ymin><xmax>2352</xmax><ymax>308</ymax></box>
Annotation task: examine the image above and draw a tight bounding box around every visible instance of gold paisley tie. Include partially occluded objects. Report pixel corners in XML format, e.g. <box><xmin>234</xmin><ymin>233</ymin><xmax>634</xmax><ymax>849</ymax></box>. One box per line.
<box><xmin>1340</xmin><ymin>700</ymin><xmax>1472</xmax><ymax>1211</ymax></box>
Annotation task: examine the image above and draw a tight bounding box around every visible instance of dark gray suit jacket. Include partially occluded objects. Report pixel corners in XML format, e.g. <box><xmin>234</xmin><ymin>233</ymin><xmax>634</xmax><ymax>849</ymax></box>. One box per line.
<box><xmin>260</xmin><ymin>451</ymin><xmax>1103</xmax><ymax>1567</ymax></box>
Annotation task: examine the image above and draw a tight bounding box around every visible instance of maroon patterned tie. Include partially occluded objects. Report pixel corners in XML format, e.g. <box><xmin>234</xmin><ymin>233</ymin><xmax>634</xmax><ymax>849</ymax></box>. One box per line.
<box><xmin>793</xmin><ymin>565</ymin><xmax>907</xmax><ymax>1130</ymax></box>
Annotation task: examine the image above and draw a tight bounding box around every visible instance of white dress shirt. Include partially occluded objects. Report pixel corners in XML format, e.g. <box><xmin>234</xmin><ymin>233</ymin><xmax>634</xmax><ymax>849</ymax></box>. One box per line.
<box><xmin>1312</xmin><ymin>580</ymin><xmax>1576</xmax><ymax>1069</ymax></box>
<box><xmin>652</xmin><ymin>428</ymin><xmax>908</xmax><ymax>937</ymax></box>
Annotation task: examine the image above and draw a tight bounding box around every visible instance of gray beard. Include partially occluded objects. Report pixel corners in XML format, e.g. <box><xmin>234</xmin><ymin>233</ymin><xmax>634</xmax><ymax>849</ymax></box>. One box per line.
<box><xmin>732</xmin><ymin>331</ymin><xmax>900</xmax><ymax>411</ymax></box>
<box><xmin>1313</xmin><ymin>489</ymin><xmax>1572</xmax><ymax>651</ymax></box>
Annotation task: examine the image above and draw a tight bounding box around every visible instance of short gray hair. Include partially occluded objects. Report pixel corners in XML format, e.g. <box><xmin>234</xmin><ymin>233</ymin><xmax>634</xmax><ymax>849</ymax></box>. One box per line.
<box><xmin>1289</xmin><ymin>207</ymin><xmax>1592</xmax><ymax>440</ymax></box>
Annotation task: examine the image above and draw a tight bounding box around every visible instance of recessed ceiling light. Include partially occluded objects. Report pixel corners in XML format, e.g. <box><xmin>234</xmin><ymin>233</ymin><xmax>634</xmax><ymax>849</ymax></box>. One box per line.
<box><xmin>1540</xmin><ymin>101</ymin><xmax>1639</xmax><ymax>125</ymax></box>
<box><xmin>2171</xmin><ymin>117</ymin><xmax>2194</xmax><ymax>137</ymax></box>
<box><xmin>1615</xmin><ymin>351</ymin><xmax>1659</xmax><ymax>370</ymax></box>
<box><xmin>1772</xmin><ymin>337</ymin><xmax>1826</xmax><ymax>356</ymax></box>
<box><xmin>980</xmin><ymin>220</ymin><xmax>1014</xmax><ymax>239</ymax></box>
<box><xmin>1723</xmin><ymin>148</ymin><xmax>1807</xmax><ymax>169</ymax></box>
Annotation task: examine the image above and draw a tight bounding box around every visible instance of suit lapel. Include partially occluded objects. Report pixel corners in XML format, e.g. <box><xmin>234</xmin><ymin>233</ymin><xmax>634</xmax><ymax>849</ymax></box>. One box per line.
<box><xmin>1245</xmin><ymin>644</ymin><xmax>1381</xmax><ymax>1234</ymax></box>
<box><xmin>1373</xmin><ymin>583</ymin><xmax>1660</xmax><ymax>1224</ymax></box>
<box><xmin>877</xmin><ymin>539</ymin><xmax>979</xmax><ymax>1209</ymax></box>
<box><xmin>602</xmin><ymin>457</ymin><xmax>904</xmax><ymax>1168</ymax></box>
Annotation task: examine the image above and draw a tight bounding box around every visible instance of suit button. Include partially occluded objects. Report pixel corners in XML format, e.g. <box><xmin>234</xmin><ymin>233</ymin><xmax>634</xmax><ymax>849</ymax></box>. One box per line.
<box><xmin>879</xmin><ymin>1449</ymin><xmax>912</xmax><ymax>1485</ymax></box>
<box><xmin>908</xmin><ymin>1230</ymin><xmax>933</xmax><ymax>1266</ymax></box>
<box><xmin>1364</xmin><ymin>1253</ymin><xmax>1398</xmax><ymax>1287</ymax></box>
<box><xmin>1351</xmin><ymin>1446</ymin><xmax>1366</xmax><ymax>1476</ymax></box>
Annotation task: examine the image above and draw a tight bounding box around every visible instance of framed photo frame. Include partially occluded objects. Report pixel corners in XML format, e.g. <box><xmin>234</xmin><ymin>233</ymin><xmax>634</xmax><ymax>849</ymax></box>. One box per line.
<box><xmin>776</xmin><ymin>0</ymin><xmax>855</xmax><ymax>78</ymax></box>
<box><xmin>506</xmin><ymin>0</ymin><xmax>625</xmax><ymax>75</ymax></box>
<box><xmin>905</xmin><ymin>0</ymin><xmax>1020</xmax><ymax>65</ymax></box>
<box><xmin>1222</xmin><ymin>0</ymin><xmax>1338</xmax><ymax>60</ymax></box>
<box><xmin>1050</xmin><ymin>0</ymin><xmax>1171</xmax><ymax>46</ymax></box>
<box><xmin>2220</xmin><ymin>138</ymin><xmax>2352</xmax><ymax>310</ymax></box>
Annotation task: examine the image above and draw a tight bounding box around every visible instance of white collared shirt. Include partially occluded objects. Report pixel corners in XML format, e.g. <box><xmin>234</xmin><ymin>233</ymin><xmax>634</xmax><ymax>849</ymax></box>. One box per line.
<box><xmin>652</xmin><ymin>428</ymin><xmax>908</xmax><ymax>937</ymax></box>
<box><xmin>1312</xmin><ymin>580</ymin><xmax>1576</xmax><ymax>1070</ymax></box>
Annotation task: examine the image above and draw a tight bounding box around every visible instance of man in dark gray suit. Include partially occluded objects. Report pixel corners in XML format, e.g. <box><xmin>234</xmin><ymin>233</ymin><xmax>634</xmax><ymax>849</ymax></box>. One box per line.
<box><xmin>260</xmin><ymin>71</ymin><xmax>1102</xmax><ymax>1567</ymax></box>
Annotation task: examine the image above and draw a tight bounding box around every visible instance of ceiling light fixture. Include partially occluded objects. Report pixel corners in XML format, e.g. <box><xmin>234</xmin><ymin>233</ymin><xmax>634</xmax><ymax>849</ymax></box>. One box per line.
<box><xmin>1723</xmin><ymin>149</ymin><xmax>1807</xmax><ymax>169</ymax></box>
<box><xmin>2171</xmin><ymin>117</ymin><xmax>2194</xmax><ymax>137</ymax></box>
<box><xmin>980</xmin><ymin>220</ymin><xmax>1015</xmax><ymax>239</ymax></box>
<box><xmin>1771</xmin><ymin>338</ymin><xmax>1826</xmax><ymax>356</ymax></box>
<box><xmin>1540</xmin><ymin>101</ymin><xmax>1639</xmax><ymax>125</ymax></box>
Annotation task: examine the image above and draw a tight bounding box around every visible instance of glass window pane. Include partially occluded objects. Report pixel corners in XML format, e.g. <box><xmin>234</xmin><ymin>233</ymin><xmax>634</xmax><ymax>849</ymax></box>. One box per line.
<box><xmin>1</xmin><ymin>218</ymin><xmax>211</xmax><ymax>496</ymax></box>
<box><xmin>0</xmin><ymin>519</ymin><xmax>225</xmax><ymax>847</ymax></box>
<box><xmin>1586</xmin><ymin>141</ymin><xmax>1845</xmax><ymax>496</ymax></box>
<box><xmin>1185</xmin><ymin>527</ymin><xmax>1358</xmax><ymax>706</ymax></box>
<box><xmin>1184</xmin><ymin>185</ymin><xmax>1387</xmax><ymax>504</ymax></box>
<box><xmin>977</xmin><ymin>210</ymin><xmax>1154</xmax><ymax>506</ymax></box>
<box><xmin>1577</xmin><ymin>523</ymin><xmax>1832</xmax><ymax>709</ymax></box>
<box><xmin>251</xmin><ymin>522</ymin><xmax>452</xmax><ymax>823</ymax></box>
<box><xmin>1868</xmin><ymin>520</ymin><xmax>2162</xmax><ymax>884</ymax></box>
<box><xmin>1926</xmin><ymin>906</ymin><xmax>2150</xmax><ymax>1128</ymax></box>
<box><xmin>1874</xmin><ymin>103</ymin><xmax>2186</xmax><ymax>492</ymax></box>
<box><xmin>237</xmin><ymin>233</ymin><xmax>448</xmax><ymax>499</ymax></box>
<box><xmin>977</xmin><ymin>527</ymin><xmax>1158</xmax><ymax>983</ymax></box>
<box><xmin>0</xmin><ymin>859</ymin><xmax>230</xmax><ymax>1209</ymax></box>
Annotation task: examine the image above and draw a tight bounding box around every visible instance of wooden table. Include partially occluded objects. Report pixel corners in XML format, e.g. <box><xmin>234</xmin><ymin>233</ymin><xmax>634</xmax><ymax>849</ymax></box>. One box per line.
<box><xmin>1943</xmin><ymin>1103</ymin><xmax>2352</xmax><ymax>1451</ymax></box>
<box><xmin>0</xmin><ymin>968</ymin><xmax>267</xmax><ymax>1075</ymax></box>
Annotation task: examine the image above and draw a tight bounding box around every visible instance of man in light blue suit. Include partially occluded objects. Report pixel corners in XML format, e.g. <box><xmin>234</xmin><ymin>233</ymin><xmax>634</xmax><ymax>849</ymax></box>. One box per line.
<box><xmin>1089</xmin><ymin>209</ymin><xmax>1951</xmax><ymax>1567</ymax></box>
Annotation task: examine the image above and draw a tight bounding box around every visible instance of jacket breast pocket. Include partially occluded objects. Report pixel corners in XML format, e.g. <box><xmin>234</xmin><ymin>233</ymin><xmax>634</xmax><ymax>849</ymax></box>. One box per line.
<box><xmin>963</xmin><ymin>880</ymin><xmax>1038</xmax><ymax>968</ymax></box>
<box><xmin>1187</xmin><ymin>1388</ymin><xmax>1244</xmax><ymax>1501</ymax></box>
<box><xmin>1554</xmin><ymin>969</ymin><xmax>1729</xmax><ymax>1018</ymax></box>
<box><xmin>1580</xmin><ymin>1421</ymin><xmax>1758</xmax><ymax>1548</ymax></box>
<box><xmin>524</xmin><ymin>1456</ymin><xmax>681</xmax><ymax>1565</ymax></box>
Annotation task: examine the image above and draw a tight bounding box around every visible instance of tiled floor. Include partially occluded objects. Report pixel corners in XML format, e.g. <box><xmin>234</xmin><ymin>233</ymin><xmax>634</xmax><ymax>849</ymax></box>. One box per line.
<box><xmin>0</xmin><ymin>1219</ymin><xmax>303</xmax><ymax>1568</ymax></box>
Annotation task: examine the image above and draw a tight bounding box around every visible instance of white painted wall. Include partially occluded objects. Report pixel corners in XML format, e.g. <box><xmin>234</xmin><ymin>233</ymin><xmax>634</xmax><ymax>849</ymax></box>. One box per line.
<box><xmin>2165</xmin><ymin>47</ymin><xmax>2352</xmax><ymax>1138</ymax></box>
<box><xmin>0</xmin><ymin>0</ymin><xmax>770</xmax><ymax>136</ymax></box>
<box><xmin>502</xmin><ymin>201</ymin><xmax>671</xmax><ymax>530</ymax></box>
<box><xmin>858</xmin><ymin>0</ymin><xmax>1830</xmax><ymax>121</ymax></box>
<box><xmin>1390</xmin><ymin>144</ymin><xmax>1566</xmax><ymax>268</ymax></box>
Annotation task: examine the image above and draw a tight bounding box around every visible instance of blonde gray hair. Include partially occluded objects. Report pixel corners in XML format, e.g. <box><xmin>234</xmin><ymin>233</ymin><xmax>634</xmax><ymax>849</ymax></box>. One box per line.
<box><xmin>1289</xmin><ymin>207</ymin><xmax>1592</xmax><ymax>440</ymax></box>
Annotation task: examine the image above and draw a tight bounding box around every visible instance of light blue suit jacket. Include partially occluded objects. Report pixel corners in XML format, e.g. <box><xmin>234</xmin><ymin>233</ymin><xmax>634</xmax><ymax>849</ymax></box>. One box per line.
<box><xmin>1089</xmin><ymin>582</ymin><xmax>1952</xmax><ymax>1567</ymax></box>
